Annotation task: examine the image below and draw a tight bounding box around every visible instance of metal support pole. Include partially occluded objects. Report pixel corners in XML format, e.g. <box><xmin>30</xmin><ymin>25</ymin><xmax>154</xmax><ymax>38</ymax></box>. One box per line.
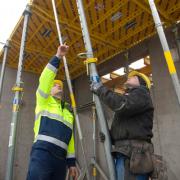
<box><xmin>5</xmin><ymin>5</ymin><xmax>31</xmax><ymax>180</ymax></box>
<box><xmin>92</xmin><ymin>106</ymin><xmax>96</xmax><ymax>180</ymax></box>
<box><xmin>91</xmin><ymin>158</ymin><xmax>108</xmax><ymax>180</ymax></box>
<box><xmin>76</xmin><ymin>0</ymin><xmax>116</xmax><ymax>179</ymax></box>
<box><xmin>172</xmin><ymin>25</ymin><xmax>180</xmax><ymax>59</ymax></box>
<box><xmin>148</xmin><ymin>0</ymin><xmax>180</xmax><ymax>104</ymax></box>
<box><xmin>51</xmin><ymin>1</ymin><xmax>90</xmax><ymax>180</ymax></box>
<box><xmin>0</xmin><ymin>41</ymin><xmax>9</xmax><ymax>104</ymax></box>
<box><xmin>124</xmin><ymin>51</ymin><xmax>129</xmax><ymax>78</ymax></box>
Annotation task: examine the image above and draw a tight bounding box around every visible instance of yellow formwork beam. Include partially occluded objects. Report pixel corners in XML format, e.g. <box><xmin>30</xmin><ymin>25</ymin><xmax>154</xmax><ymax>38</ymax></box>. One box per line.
<box><xmin>92</xmin><ymin>22</ymin><xmax>154</xmax><ymax>64</ymax></box>
<box><xmin>25</xmin><ymin>34</ymin><xmax>58</xmax><ymax>69</ymax></box>
<box><xmin>12</xmin><ymin>19</ymin><xmax>49</xmax><ymax>63</ymax></box>
<box><xmin>71</xmin><ymin>0</ymin><xmax>128</xmax><ymax>48</ymax></box>
<box><xmin>1</xmin><ymin>0</ymin><xmax>179</xmax><ymax>78</ymax></box>
<box><xmin>90</xmin><ymin>1</ymin><xmax>127</xmax><ymax>30</ymax></box>
<box><xmin>31</xmin><ymin>4</ymin><xmax>119</xmax><ymax>49</ymax></box>
<box><xmin>24</xmin><ymin>3</ymin><xmax>122</xmax><ymax>69</ymax></box>
<box><xmin>132</xmin><ymin>0</ymin><xmax>174</xmax><ymax>23</ymax></box>
<box><xmin>69</xmin><ymin>19</ymin><xmax>155</xmax><ymax>78</ymax></box>
<box><xmin>105</xmin><ymin>10</ymin><xmax>144</xmax><ymax>36</ymax></box>
<box><xmin>10</xmin><ymin>40</ymin><xmax>52</xmax><ymax>57</ymax></box>
<box><xmin>71</xmin><ymin>0</ymin><xmax>96</xmax><ymax>23</ymax></box>
<box><xmin>167</xmin><ymin>2</ymin><xmax>180</xmax><ymax>15</ymax></box>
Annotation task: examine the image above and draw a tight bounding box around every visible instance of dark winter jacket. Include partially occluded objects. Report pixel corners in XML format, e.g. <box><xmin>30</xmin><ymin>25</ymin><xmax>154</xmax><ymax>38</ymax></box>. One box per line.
<box><xmin>96</xmin><ymin>86</ymin><xmax>154</xmax><ymax>143</ymax></box>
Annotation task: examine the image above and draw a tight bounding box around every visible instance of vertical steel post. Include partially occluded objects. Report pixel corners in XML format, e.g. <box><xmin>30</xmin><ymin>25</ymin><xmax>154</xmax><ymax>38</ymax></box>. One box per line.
<box><xmin>75</xmin><ymin>0</ymin><xmax>116</xmax><ymax>179</ymax></box>
<box><xmin>0</xmin><ymin>41</ymin><xmax>9</xmax><ymax>104</ymax></box>
<box><xmin>124</xmin><ymin>51</ymin><xmax>129</xmax><ymax>78</ymax></box>
<box><xmin>51</xmin><ymin>1</ymin><xmax>90</xmax><ymax>179</ymax></box>
<box><xmin>5</xmin><ymin>5</ymin><xmax>31</xmax><ymax>180</ymax></box>
<box><xmin>148</xmin><ymin>0</ymin><xmax>180</xmax><ymax>104</ymax></box>
<box><xmin>92</xmin><ymin>106</ymin><xmax>96</xmax><ymax>180</ymax></box>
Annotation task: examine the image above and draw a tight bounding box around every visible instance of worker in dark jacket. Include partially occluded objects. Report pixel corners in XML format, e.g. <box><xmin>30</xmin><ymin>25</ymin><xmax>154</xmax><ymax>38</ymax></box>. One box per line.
<box><xmin>27</xmin><ymin>45</ymin><xmax>78</xmax><ymax>180</ymax></box>
<box><xmin>91</xmin><ymin>71</ymin><xmax>154</xmax><ymax>180</ymax></box>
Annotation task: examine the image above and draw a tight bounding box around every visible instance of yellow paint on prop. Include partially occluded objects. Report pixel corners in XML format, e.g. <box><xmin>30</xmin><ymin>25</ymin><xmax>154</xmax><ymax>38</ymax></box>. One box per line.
<box><xmin>84</xmin><ymin>58</ymin><xmax>98</xmax><ymax>65</ymax></box>
<box><xmin>70</xmin><ymin>93</ymin><xmax>76</xmax><ymax>108</ymax></box>
<box><xmin>92</xmin><ymin>167</ymin><xmax>97</xmax><ymax>177</ymax></box>
<box><xmin>13</xmin><ymin>105</ymin><xmax>19</xmax><ymax>112</ymax></box>
<box><xmin>164</xmin><ymin>51</ymin><xmax>176</xmax><ymax>74</ymax></box>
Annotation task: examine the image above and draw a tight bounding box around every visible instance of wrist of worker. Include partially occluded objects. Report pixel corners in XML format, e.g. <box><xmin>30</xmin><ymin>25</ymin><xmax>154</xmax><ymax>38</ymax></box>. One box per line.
<box><xmin>55</xmin><ymin>54</ymin><xmax>63</xmax><ymax>60</ymax></box>
<box><xmin>49</xmin><ymin>55</ymin><xmax>62</xmax><ymax>69</ymax></box>
<box><xmin>67</xmin><ymin>157</ymin><xmax>76</xmax><ymax>168</ymax></box>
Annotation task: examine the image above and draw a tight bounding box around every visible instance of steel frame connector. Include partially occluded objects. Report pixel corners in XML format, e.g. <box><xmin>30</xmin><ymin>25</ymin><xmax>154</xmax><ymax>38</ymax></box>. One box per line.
<box><xmin>51</xmin><ymin>1</ymin><xmax>90</xmax><ymax>180</ymax></box>
<box><xmin>148</xmin><ymin>0</ymin><xmax>180</xmax><ymax>104</ymax></box>
<box><xmin>5</xmin><ymin>5</ymin><xmax>31</xmax><ymax>180</ymax></box>
<box><xmin>75</xmin><ymin>0</ymin><xmax>116</xmax><ymax>179</ymax></box>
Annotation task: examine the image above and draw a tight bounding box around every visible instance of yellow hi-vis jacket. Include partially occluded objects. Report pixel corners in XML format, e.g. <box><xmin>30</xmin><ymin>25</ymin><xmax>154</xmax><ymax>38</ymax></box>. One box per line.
<box><xmin>33</xmin><ymin>56</ymin><xmax>76</xmax><ymax>167</ymax></box>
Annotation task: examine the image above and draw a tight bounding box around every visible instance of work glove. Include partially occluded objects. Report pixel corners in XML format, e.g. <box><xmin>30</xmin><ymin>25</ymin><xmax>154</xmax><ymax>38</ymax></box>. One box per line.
<box><xmin>90</xmin><ymin>81</ymin><xmax>103</xmax><ymax>94</ymax></box>
<box><xmin>99</xmin><ymin>132</ymin><xmax>105</xmax><ymax>142</ymax></box>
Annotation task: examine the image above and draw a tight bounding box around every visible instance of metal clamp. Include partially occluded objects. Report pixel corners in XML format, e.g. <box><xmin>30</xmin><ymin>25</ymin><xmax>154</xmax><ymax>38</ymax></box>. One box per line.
<box><xmin>84</xmin><ymin>58</ymin><xmax>98</xmax><ymax>75</ymax></box>
<box><xmin>77</xmin><ymin>52</ymin><xmax>92</xmax><ymax>59</ymax></box>
<box><xmin>12</xmin><ymin>86</ymin><xmax>23</xmax><ymax>92</ymax></box>
<box><xmin>77</xmin><ymin>52</ymin><xmax>98</xmax><ymax>75</ymax></box>
<box><xmin>84</xmin><ymin>58</ymin><xmax>98</xmax><ymax>65</ymax></box>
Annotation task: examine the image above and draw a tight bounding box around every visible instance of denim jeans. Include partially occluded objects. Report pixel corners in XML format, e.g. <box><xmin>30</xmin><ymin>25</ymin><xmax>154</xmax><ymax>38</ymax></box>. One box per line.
<box><xmin>115</xmin><ymin>154</ymin><xmax>149</xmax><ymax>180</ymax></box>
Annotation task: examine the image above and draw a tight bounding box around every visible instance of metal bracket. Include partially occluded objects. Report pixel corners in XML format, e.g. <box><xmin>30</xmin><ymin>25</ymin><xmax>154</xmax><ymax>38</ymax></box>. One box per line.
<box><xmin>12</xmin><ymin>86</ymin><xmax>23</xmax><ymax>92</ymax></box>
<box><xmin>78</xmin><ymin>53</ymin><xmax>98</xmax><ymax>75</ymax></box>
<box><xmin>84</xmin><ymin>58</ymin><xmax>98</xmax><ymax>75</ymax></box>
<box><xmin>84</xmin><ymin>58</ymin><xmax>98</xmax><ymax>65</ymax></box>
<box><xmin>77</xmin><ymin>52</ymin><xmax>92</xmax><ymax>59</ymax></box>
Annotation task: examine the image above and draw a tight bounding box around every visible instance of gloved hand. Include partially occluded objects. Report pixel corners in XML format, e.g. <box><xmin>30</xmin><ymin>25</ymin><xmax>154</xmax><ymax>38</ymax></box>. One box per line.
<box><xmin>90</xmin><ymin>81</ymin><xmax>103</xmax><ymax>94</ymax></box>
<box><xmin>99</xmin><ymin>132</ymin><xmax>105</xmax><ymax>142</ymax></box>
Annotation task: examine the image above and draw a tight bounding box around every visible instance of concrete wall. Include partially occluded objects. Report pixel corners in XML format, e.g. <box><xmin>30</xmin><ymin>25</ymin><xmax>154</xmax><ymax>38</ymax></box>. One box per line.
<box><xmin>0</xmin><ymin>66</ymin><xmax>39</xmax><ymax>180</ymax></box>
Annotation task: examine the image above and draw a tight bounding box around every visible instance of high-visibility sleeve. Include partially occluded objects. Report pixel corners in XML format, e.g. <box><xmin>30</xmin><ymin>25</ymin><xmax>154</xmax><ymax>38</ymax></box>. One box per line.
<box><xmin>67</xmin><ymin>132</ymin><xmax>76</xmax><ymax>167</ymax></box>
<box><xmin>36</xmin><ymin>56</ymin><xmax>61</xmax><ymax>105</ymax></box>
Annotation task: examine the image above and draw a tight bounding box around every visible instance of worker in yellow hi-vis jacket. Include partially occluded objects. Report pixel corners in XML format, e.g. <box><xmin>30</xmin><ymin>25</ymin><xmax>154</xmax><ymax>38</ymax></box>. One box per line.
<box><xmin>27</xmin><ymin>45</ymin><xmax>79</xmax><ymax>180</ymax></box>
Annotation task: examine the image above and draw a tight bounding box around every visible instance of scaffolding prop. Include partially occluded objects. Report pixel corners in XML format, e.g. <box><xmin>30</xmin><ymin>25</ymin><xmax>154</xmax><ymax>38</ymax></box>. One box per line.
<box><xmin>148</xmin><ymin>0</ymin><xmax>180</xmax><ymax>104</ymax></box>
<box><xmin>51</xmin><ymin>1</ymin><xmax>90</xmax><ymax>180</ymax></box>
<box><xmin>124</xmin><ymin>50</ymin><xmax>129</xmax><ymax>78</ymax></box>
<box><xmin>0</xmin><ymin>41</ymin><xmax>9</xmax><ymax>105</ymax></box>
<box><xmin>92</xmin><ymin>105</ymin><xmax>97</xmax><ymax>180</ymax></box>
<box><xmin>90</xmin><ymin>106</ymin><xmax>108</xmax><ymax>180</ymax></box>
<box><xmin>76</xmin><ymin>0</ymin><xmax>116</xmax><ymax>180</ymax></box>
<box><xmin>5</xmin><ymin>5</ymin><xmax>31</xmax><ymax>180</ymax></box>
